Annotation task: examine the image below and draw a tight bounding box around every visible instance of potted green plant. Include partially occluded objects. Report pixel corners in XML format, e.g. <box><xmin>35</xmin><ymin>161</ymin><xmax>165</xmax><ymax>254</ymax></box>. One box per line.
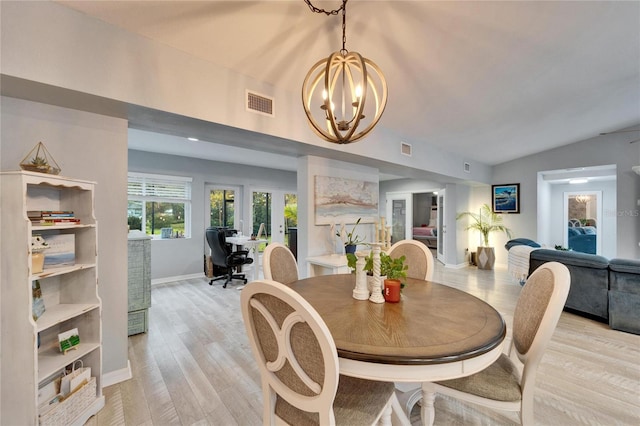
<box><xmin>381</xmin><ymin>253</ymin><xmax>407</xmax><ymax>302</ymax></box>
<box><xmin>347</xmin><ymin>251</ymin><xmax>407</xmax><ymax>277</ymax></box>
<box><xmin>457</xmin><ymin>203</ymin><xmax>512</xmax><ymax>270</ymax></box>
<box><xmin>338</xmin><ymin>218</ymin><xmax>364</xmax><ymax>254</ymax></box>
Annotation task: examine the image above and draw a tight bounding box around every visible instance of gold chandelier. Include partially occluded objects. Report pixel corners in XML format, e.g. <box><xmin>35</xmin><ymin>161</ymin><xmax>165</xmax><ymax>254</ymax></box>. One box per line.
<box><xmin>302</xmin><ymin>0</ymin><xmax>388</xmax><ymax>144</ymax></box>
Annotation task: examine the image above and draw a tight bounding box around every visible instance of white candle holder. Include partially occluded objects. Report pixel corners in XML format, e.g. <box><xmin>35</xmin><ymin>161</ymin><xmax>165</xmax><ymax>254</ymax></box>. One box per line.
<box><xmin>353</xmin><ymin>252</ymin><xmax>370</xmax><ymax>300</ymax></box>
<box><xmin>368</xmin><ymin>243</ymin><xmax>385</xmax><ymax>303</ymax></box>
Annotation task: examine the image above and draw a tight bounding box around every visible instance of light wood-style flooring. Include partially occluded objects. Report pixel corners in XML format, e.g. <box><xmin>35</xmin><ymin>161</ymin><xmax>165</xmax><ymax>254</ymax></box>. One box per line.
<box><xmin>87</xmin><ymin>259</ymin><xmax>640</xmax><ymax>425</ymax></box>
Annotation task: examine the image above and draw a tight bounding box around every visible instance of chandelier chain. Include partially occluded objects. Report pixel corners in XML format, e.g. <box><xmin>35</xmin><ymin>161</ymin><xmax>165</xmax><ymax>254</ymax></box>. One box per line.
<box><xmin>303</xmin><ymin>0</ymin><xmax>346</xmax><ymax>16</ymax></box>
<box><xmin>304</xmin><ymin>0</ymin><xmax>349</xmax><ymax>53</ymax></box>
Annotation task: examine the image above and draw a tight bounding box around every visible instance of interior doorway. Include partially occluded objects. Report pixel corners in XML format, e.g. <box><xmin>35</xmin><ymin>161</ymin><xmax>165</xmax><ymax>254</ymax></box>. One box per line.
<box><xmin>386</xmin><ymin>189</ymin><xmax>442</xmax><ymax>258</ymax></box>
<box><xmin>564</xmin><ymin>191</ymin><xmax>602</xmax><ymax>255</ymax></box>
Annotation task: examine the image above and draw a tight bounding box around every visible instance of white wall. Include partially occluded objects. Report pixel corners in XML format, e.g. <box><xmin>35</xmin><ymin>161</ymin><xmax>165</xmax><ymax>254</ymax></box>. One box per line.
<box><xmin>297</xmin><ymin>156</ymin><xmax>379</xmax><ymax>277</ymax></box>
<box><xmin>0</xmin><ymin>97</ymin><xmax>129</xmax><ymax>378</ymax></box>
<box><xmin>494</xmin><ymin>129</ymin><xmax>640</xmax><ymax>261</ymax></box>
<box><xmin>0</xmin><ymin>0</ymin><xmax>492</xmax><ymax>186</ymax></box>
<box><xmin>128</xmin><ymin>149</ymin><xmax>297</xmax><ymax>280</ymax></box>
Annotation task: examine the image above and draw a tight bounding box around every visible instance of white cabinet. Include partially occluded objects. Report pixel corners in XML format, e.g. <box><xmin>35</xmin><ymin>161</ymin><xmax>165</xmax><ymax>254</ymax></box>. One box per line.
<box><xmin>127</xmin><ymin>233</ymin><xmax>151</xmax><ymax>335</ymax></box>
<box><xmin>1</xmin><ymin>171</ymin><xmax>104</xmax><ymax>425</ymax></box>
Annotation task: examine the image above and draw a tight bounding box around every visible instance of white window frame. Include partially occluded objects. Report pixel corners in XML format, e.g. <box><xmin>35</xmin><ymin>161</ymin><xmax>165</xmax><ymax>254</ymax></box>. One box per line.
<box><xmin>128</xmin><ymin>172</ymin><xmax>193</xmax><ymax>239</ymax></box>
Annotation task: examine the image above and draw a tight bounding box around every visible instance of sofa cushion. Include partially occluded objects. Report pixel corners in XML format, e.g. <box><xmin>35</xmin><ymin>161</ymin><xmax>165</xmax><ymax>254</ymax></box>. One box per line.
<box><xmin>609</xmin><ymin>292</ymin><xmax>640</xmax><ymax>334</ymax></box>
<box><xmin>609</xmin><ymin>258</ymin><xmax>640</xmax><ymax>274</ymax></box>
<box><xmin>609</xmin><ymin>258</ymin><xmax>640</xmax><ymax>294</ymax></box>
<box><xmin>530</xmin><ymin>249</ymin><xmax>608</xmax><ymax>269</ymax></box>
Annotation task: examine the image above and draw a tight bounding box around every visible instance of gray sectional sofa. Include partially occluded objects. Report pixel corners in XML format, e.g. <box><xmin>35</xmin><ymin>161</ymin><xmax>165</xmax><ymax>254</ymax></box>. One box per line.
<box><xmin>608</xmin><ymin>258</ymin><xmax>640</xmax><ymax>335</ymax></box>
<box><xmin>525</xmin><ymin>248</ymin><xmax>639</xmax><ymax>335</ymax></box>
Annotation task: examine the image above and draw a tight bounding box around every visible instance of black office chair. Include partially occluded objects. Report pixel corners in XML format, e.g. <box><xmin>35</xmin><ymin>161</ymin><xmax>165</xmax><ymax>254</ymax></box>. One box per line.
<box><xmin>205</xmin><ymin>227</ymin><xmax>253</xmax><ymax>288</ymax></box>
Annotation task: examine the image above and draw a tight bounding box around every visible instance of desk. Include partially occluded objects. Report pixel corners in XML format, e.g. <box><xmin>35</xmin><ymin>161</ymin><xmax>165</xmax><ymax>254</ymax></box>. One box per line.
<box><xmin>226</xmin><ymin>237</ymin><xmax>267</xmax><ymax>281</ymax></box>
<box><xmin>306</xmin><ymin>253</ymin><xmax>349</xmax><ymax>276</ymax></box>
<box><xmin>287</xmin><ymin>274</ymin><xmax>506</xmax><ymax>424</ymax></box>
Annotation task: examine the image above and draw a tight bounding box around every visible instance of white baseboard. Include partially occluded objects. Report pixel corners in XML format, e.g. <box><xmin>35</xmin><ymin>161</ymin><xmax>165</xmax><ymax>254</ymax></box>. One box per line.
<box><xmin>152</xmin><ymin>273</ymin><xmax>204</xmax><ymax>285</ymax></box>
<box><xmin>102</xmin><ymin>360</ymin><xmax>132</xmax><ymax>387</ymax></box>
<box><xmin>444</xmin><ymin>262</ymin><xmax>470</xmax><ymax>269</ymax></box>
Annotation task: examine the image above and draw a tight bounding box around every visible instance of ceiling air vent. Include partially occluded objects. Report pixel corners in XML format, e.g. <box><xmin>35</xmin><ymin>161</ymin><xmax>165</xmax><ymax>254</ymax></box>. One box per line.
<box><xmin>246</xmin><ymin>90</ymin><xmax>274</xmax><ymax>117</ymax></box>
<box><xmin>401</xmin><ymin>142</ymin><xmax>412</xmax><ymax>156</ymax></box>
<box><xmin>464</xmin><ymin>162</ymin><xmax>471</xmax><ymax>173</ymax></box>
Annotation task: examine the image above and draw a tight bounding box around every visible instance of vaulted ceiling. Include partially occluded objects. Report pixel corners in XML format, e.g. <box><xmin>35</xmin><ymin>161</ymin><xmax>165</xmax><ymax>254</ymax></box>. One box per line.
<box><xmin>56</xmin><ymin>0</ymin><xmax>640</xmax><ymax>169</ymax></box>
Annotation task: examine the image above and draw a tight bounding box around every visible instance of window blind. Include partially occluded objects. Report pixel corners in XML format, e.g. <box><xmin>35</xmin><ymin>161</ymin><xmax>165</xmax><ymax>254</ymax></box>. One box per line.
<box><xmin>128</xmin><ymin>173</ymin><xmax>192</xmax><ymax>201</ymax></box>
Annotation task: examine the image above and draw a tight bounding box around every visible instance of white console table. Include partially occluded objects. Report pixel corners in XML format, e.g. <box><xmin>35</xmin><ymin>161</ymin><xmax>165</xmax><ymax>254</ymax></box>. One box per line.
<box><xmin>306</xmin><ymin>254</ymin><xmax>350</xmax><ymax>277</ymax></box>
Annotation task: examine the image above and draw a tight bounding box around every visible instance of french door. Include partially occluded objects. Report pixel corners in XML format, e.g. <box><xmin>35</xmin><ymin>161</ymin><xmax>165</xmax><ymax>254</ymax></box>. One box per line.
<box><xmin>437</xmin><ymin>189</ymin><xmax>446</xmax><ymax>263</ymax></box>
<box><xmin>252</xmin><ymin>189</ymin><xmax>297</xmax><ymax>246</ymax></box>
<box><xmin>386</xmin><ymin>192</ymin><xmax>412</xmax><ymax>244</ymax></box>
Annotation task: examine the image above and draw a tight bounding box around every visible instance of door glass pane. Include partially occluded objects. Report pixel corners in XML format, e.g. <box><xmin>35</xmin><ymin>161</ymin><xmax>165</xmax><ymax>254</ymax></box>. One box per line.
<box><xmin>284</xmin><ymin>193</ymin><xmax>297</xmax><ymax>239</ymax></box>
<box><xmin>392</xmin><ymin>199</ymin><xmax>406</xmax><ymax>243</ymax></box>
<box><xmin>253</xmin><ymin>191</ymin><xmax>271</xmax><ymax>242</ymax></box>
<box><xmin>437</xmin><ymin>194</ymin><xmax>445</xmax><ymax>258</ymax></box>
<box><xmin>210</xmin><ymin>189</ymin><xmax>235</xmax><ymax>228</ymax></box>
<box><xmin>567</xmin><ymin>193</ymin><xmax>598</xmax><ymax>254</ymax></box>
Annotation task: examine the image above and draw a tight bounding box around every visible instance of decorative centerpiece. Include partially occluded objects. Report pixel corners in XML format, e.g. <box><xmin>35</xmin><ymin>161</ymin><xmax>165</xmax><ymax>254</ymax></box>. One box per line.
<box><xmin>31</xmin><ymin>234</ymin><xmax>49</xmax><ymax>273</ymax></box>
<box><xmin>20</xmin><ymin>141</ymin><xmax>61</xmax><ymax>175</ymax></box>
<box><xmin>347</xmin><ymin>249</ymin><xmax>407</xmax><ymax>303</ymax></box>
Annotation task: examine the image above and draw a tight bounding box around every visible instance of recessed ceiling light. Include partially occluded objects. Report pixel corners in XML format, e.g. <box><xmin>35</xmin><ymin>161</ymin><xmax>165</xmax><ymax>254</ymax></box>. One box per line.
<box><xmin>187</xmin><ymin>137</ymin><xmax>199</xmax><ymax>141</ymax></box>
<box><xmin>569</xmin><ymin>178</ymin><xmax>588</xmax><ymax>184</ymax></box>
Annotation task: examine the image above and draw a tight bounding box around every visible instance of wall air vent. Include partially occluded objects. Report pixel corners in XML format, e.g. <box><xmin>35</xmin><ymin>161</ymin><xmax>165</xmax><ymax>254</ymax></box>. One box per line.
<box><xmin>401</xmin><ymin>142</ymin><xmax>412</xmax><ymax>156</ymax></box>
<box><xmin>246</xmin><ymin>90</ymin><xmax>274</xmax><ymax>117</ymax></box>
<box><xmin>464</xmin><ymin>162</ymin><xmax>471</xmax><ymax>173</ymax></box>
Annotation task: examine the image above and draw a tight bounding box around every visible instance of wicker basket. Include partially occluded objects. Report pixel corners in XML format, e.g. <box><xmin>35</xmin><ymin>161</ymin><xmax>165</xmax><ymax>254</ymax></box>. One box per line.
<box><xmin>39</xmin><ymin>377</ymin><xmax>97</xmax><ymax>426</ymax></box>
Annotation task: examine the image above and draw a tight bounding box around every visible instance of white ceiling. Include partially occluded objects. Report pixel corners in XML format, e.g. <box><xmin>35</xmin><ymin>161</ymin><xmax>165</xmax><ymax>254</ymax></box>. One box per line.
<box><xmin>56</xmin><ymin>0</ymin><xmax>640</xmax><ymax>170</ymax></box>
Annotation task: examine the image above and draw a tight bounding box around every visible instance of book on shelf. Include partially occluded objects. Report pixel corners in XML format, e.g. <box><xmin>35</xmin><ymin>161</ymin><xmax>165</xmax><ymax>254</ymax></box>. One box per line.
<box><xmin>32</xmin><ymin>218</ymin><xmax>81</xmax><ymax>226</ymax></box>
<box><xmin>29</xmin><ymin>210</ymin><xmax>80</xmax><ymax>225</ymax></box>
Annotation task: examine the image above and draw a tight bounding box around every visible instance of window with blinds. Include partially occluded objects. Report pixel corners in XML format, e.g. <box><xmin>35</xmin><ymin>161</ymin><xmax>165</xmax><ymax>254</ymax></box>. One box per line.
<box><xmin>127</xmin><ymin>173</ymin><xmax>192</xmax><ymax>239</ymax></box>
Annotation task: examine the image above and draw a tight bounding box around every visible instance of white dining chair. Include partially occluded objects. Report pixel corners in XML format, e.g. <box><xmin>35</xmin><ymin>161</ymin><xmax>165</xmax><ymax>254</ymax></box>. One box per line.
<box><xmin>262</xmin><ymin>242</ymin><xmax>299</xmax><ymax>285</ymax></box>
<box><xmin>415</xmin><ymin>261</ymin><xmax>570</xmax><ymax>425</ymax></box>
<box><xmin>240</xmin><ymin>279</ymin><xmax>399</xmax><ymax>425</ymax></box>
<box><xmin>387</xmin><ymin>239</ymin><xmax>434</xmax><ymax>281</ymax></box>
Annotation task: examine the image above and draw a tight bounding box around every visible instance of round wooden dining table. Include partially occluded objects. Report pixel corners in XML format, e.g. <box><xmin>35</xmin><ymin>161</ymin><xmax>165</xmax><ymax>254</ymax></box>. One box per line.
<box><xmin>287</xmin><ymin>274</ymin><xmax>506</xmax><ymax>423</ymax></box>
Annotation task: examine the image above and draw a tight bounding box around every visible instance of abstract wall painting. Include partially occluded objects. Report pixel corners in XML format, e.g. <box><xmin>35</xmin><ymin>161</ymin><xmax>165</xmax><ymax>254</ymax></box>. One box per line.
<box><xmin>492</xmin><ymin>183</ymin><xmax>520</xmax><ymax>213</ymax></box>
<box><xmin>314</xmin><ymin>176</ymin><xmax>379</xmax><ymax>225</ymax></box>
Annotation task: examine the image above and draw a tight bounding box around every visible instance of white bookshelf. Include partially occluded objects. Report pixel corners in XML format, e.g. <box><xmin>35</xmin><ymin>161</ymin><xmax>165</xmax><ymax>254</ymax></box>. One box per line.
<box><xmin>0</xmin><ymin>171</ymin><xmax>104</xmax><ymax>425</ymax></box>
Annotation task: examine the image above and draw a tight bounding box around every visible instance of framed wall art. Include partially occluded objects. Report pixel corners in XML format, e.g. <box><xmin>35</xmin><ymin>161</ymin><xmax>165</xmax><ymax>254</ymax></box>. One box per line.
<box><xmin>492</xmin><ymin>183</ymin><xmax>520</xmax><ymax>214</ymax></box>
<box><xmin>314</xmin><ymin>175</ymin><xmax>378</xmax><ymax>225</ymax></box>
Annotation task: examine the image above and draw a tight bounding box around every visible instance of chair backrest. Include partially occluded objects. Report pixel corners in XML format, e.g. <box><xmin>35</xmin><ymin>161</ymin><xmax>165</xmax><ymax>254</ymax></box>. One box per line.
<box><xmin>512</xmin><ymin>261</ymin><xmax>570</xmax><ymax>394</ymax></box>
<box><xmin>263</xmin><ymin>243</ymin><xmax>299</xmax><ymax>285</ymax></box>
<box><xmin>387</xmin><ymin>239</ymin><xmax>434</xmax><ymax>281</ymax></box>
<box><xmin>206</xmin><ymin>227</ymin><xmax>229</xmax><ymax>267</ymax></box>
<box><xmin>241</xmin><ymin>280</ymin><xmax>340</xmax><ymax>425</ymax></box>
